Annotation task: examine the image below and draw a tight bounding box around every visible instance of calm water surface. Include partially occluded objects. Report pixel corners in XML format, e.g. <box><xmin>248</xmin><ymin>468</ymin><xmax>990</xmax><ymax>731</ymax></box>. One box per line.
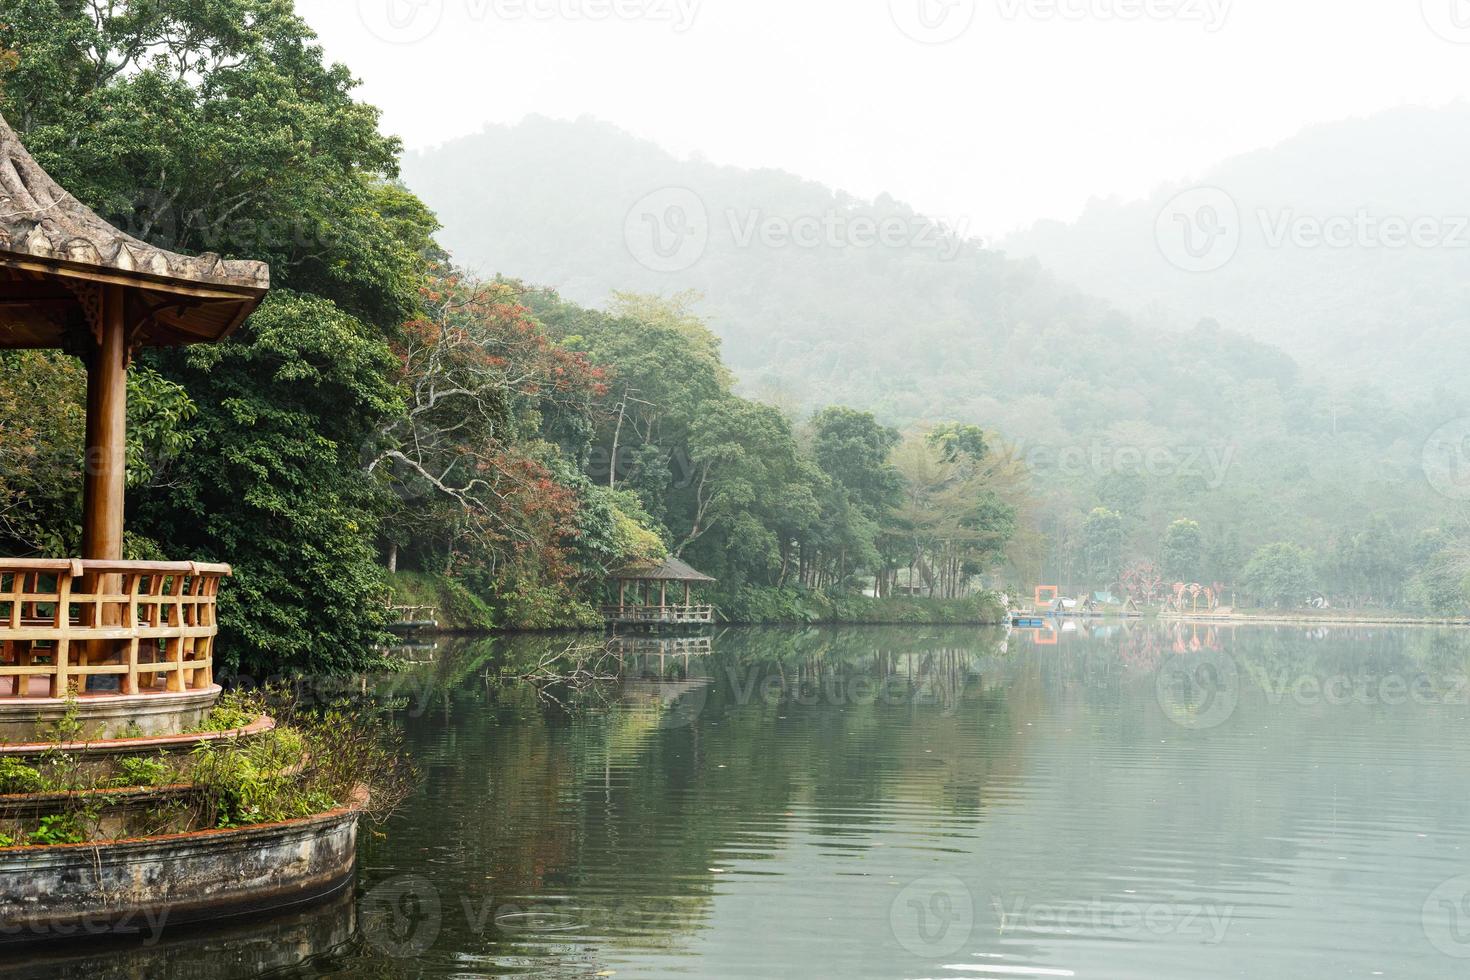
<box><xmin>27</xmin><ymin>623</ymin><xmax>1470</xmax><ymax>978</ymax></box>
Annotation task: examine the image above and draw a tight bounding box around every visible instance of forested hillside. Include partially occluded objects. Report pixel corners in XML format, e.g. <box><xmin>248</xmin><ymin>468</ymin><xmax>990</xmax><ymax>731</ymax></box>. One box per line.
<box><xmin>403</xmin><ymin>117</ymin><xmax>1470</xmax><ymax>602</ymax></box>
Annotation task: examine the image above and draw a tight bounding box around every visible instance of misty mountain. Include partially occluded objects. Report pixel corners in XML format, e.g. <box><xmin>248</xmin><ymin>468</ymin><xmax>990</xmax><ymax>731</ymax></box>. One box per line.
<box><xmin>1003</xmin><ymin>103</ymin><xmax>1470</xmax><ymax>393</ymax></box>
<box><xmin>401</xmin><ymin>116</ymin><xmax>1461</xmax><ymax>566</ymax></box>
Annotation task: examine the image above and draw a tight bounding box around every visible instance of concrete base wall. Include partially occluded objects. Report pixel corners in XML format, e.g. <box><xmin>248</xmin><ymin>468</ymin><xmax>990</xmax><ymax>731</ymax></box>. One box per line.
<box><xmin>0</xmin><ymin>687</ymin><xmax>221</xmax><ymax>742</ymax></box>
<box><xmin>0</xmin><ymin>801</ymin><xmax>360</xmax><ymax>945</ymax></box>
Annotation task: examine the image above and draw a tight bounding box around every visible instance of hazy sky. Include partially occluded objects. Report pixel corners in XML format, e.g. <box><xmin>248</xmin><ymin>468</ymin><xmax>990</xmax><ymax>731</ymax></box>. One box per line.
<box><xmin>299</xmin><ymin>0</ymin><xmax>1470</xmax><ymax>238</ymax></box>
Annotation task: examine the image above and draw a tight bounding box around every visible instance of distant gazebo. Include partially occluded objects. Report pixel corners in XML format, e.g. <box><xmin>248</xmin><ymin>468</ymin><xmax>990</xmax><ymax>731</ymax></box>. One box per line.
<box><xmin>606</xmin><ymin>557</ymin><xmax>716</xmax><ymax>627</ymax></box>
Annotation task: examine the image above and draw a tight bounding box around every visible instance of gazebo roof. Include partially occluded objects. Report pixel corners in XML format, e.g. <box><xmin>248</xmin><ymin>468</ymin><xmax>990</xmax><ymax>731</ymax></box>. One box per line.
<box><xmin>614</xmin><ymin>556</ymin><xmax>717</xmax><ymax>584</ymax></box>
<box><xmin>0</xmin><ymin>112</ymin><xmax>268</xmax><ymax>350</ymax></box>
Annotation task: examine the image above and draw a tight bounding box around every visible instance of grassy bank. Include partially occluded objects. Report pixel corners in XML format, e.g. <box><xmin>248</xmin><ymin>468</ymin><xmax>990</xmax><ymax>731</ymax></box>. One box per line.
<box><xmin>385</xmin><ymin>572</ymin><xmax>497</xmax><ymax>632</ymax></box>
<box><xmin>715</xmin><ymin>587</ymin><xmax>1008</xmax><ymax>626</ymax></box>
<box><xmin>386</xmin><ymin>575</ymin><xmax>1007</xmax><ymax>633</ymax></box>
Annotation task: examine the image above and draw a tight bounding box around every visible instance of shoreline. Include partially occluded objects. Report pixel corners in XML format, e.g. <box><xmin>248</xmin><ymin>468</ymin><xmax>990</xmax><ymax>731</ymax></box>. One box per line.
<box><xmin>1155</xmin><ymin>612</ymin><xmax>1470</xmax><ymax>629</ymax></box>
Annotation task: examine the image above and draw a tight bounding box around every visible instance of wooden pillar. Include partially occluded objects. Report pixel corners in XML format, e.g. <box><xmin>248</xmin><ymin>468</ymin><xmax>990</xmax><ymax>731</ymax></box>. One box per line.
<box><xmin>78</xmin><ymin>285</ymin><xmax>129</xmax><ymax>689</ymax></box>
<box><xmin>82</xmin><ymin>284</ymin><xmax>128</xmax><ymax>562</ymax></box>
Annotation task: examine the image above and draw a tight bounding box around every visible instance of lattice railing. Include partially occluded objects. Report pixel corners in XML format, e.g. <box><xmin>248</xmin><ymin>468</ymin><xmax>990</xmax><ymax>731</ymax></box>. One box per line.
<box><xmin>0</xmin><ymin>560</ymin><xmax>230</xmax><ymax>698</ymax></box>
<box><xmin>601</xmin><ymin>604</ymin><xmax>715</xmax><ymax>624</ymax></box>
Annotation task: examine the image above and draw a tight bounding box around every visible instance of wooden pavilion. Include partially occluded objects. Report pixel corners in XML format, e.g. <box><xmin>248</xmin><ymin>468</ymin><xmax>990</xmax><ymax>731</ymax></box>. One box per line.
<box><xmin>0</xmin><ymin>112</ymin><xmax>268</xmax><ymax>701</ymax></box>
<box><xmin>605</xmin><ymin>557</ymin><xmax>716</xmax><ymax>627</ymax></box>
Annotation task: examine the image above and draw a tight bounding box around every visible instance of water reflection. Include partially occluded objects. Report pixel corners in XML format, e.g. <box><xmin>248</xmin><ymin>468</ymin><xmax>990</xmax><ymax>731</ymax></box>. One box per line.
<box><xmin>18</xmin><ymin>623</ymin><xmax>1470</xmax><ymax>978</ymax></box>
<box><xmin>0</xmin><ymin>886</ymin><xmax>354</xmax><ymax>979</ymax></box>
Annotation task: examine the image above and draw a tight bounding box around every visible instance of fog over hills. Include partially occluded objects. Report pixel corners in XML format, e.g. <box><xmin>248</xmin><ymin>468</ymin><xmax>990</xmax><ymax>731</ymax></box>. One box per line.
<box><xmin>400</xmin><ymin>114</ymin><xmax>1463</xmax><ymax>567</ymax></box>
<box><xmin>1003</xmin><ymin>103</ymin><xmax>1470</xmax><ymax>394</ymax></box>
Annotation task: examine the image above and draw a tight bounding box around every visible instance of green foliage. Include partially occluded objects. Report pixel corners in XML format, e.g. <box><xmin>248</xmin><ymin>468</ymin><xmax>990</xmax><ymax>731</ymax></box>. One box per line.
<box><xmin>1404</xmin><ymin>550</ymin><xmax>1469</xmax><ymax>616</ymax></box>
<box><xmin>111</xmin><ymin>755</ymin><xmax>174</xmax><ymax>789</ymax></box>
<box><xmin>126</xmin><ymin>365</ymin><xmax>199</xmax><ymax>490</ymax></box>
<box><xmin>1161</xmin><ymin>519</ymin><xmax>1204</xmax><ymax>583</ymax></box>
<box><xmin>1243</xmin><ymin>542</ymin><xmax>1318</xmax><ymax>608</ymax></box>
<box><xmin>719</xmin><ymin>586</ymin><xmax>1007</xmax><ymax>626</ymax></box>
<box><xmin>1082</xmin><ymin>508</ymin><xmax>1125</xmax><ymax>586</ymax></box>
<box><xmin>0</xmin><ymin>0</ymin><xmax>434</xmax><ymax>327</ymax></box>
<box><xmin>191</xmin><ymin>727</ymin><xmax>315</xmax><ymax>828</ymax></box>
<box><xmin>407</xmin><ymin>117</ymin><xmax>1467</xmax><ymax>600</ymax></box>
<box><xmin>136</xmin><ymin>293</ymin><xmax>402</xmax><ymax>674</ymax></box>
<box><xmin>0</xmin><ymin>759</ymin><xmax>44</xmax><ymax>796</ymax></box>
<box><xmin>388</xmin><ymin>571</ymin><xmax>496</xmax><ymax>632</ymax></box>
<box><xmin>202</xmin><ymin>690</ymin><xmax>262</xmax><ymax>733</ymax></box>
<box><xmin>0</xmin><ymin>351</ymin><xmax>84</xmax><ymax>555</ymax></box>
<box><xmin>30</xmin><ymin>813</ymin><xmax>85</xmax><ymax>846</ymax></box>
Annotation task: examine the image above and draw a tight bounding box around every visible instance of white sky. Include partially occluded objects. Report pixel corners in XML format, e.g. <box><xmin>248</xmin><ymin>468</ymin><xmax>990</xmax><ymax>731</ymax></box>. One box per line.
<box><xmin>299</xmin><ymin>0</ymin><xmax>1470</xmax><ymax>239</ymax></box>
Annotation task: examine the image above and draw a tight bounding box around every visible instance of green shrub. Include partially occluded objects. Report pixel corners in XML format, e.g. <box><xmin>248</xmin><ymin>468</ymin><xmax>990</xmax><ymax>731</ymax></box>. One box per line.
<box><xmin>30</xmin><ymin>813</ymin><xmax>85</xmax><ymax>846</ymax></box>
<box><xmin>112</xmin><ymin>755</ymin><xmax>174</xmax><ymax>788</ymax></box>
<box><xmin>202</xmin><ymin>690</ymin><xmax>264</xmax><ymax>733</ymax></box>
<box><xmin>189</xmin><ymin>727</ymin><xmax>317</xmax><ymax>828</ymax></box>
<box><xmin>0</xmin><ymin>759</ymin><xmax>44</xmax><ymax>795</ymax></box>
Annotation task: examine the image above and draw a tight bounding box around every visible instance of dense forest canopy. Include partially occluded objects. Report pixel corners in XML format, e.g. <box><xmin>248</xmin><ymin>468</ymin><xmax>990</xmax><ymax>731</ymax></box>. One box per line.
<box><xmin>0</xmin><ymin>3</ymin><xmax>1466</xmax><ymax>683</ymax></box>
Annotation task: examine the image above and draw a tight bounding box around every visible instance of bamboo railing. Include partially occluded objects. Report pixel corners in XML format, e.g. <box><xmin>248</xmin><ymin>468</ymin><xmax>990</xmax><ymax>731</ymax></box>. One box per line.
<box><xmin>0</xmin><ymin>560</ymin><xmax>229</xmax><ymax>698</ymax></box>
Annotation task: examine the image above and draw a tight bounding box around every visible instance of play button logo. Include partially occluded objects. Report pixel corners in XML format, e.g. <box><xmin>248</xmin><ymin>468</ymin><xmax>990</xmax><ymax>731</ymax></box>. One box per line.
<box><xmin>359</xmin><ymin>0</ymin><xmax>445</xmax><ymax>44</ymax></box>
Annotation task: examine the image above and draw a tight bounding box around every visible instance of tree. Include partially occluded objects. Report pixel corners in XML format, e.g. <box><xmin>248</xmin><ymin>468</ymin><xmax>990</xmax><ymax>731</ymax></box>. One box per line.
<box><xmin>5</xmin><ymin>1</ymin><xmax>443</xmax><ymax>671</ymax></box>
<box><xmin>364</xmin><ymin>273</ymin><xmax>608</xmax><ymax>573</ymax></box>
<box><xmin>1160</xmin><ymin>519</ymin><xmax>1204</xmax><ymax>583</ymax></box>
<box><xmin>0</xmin><ymin>0</ymin><xmax>434</xmax><ymax>328</ymax></box>
<box><xmin>887</xmin><ymin>430</ymin><xmax>1023</xmax><ymax>598</ymax></box>
<box><xmin>811</xmin><ymin>409</ymin><xmax>901</xmax><ymax>512</ymax></box>
<box><xmin>136</xmin><ymin>293</ymin><xmax>404</xmax><ymax>674</ymax></box>
<box><xmin>1242</xmin><ymin>542</ymin><xmax>1316</xmax><ymax>608</ymax></box>
<box><xmin>1081</xmin><ymin>508</ymin><xmax>1124</xmax><ymax>587</ymax></box>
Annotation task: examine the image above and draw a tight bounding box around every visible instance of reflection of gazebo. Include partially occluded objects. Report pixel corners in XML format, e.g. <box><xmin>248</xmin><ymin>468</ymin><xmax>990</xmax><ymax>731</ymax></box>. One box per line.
<box><xmin>605</xmin><ymin>557</ymin><xmax>716</xmax><ymax>627</ymax></box>
<box><xmin>0</xmin><ymin>113</ymin><xmax>267</xmax><ymax>706</ymax></box>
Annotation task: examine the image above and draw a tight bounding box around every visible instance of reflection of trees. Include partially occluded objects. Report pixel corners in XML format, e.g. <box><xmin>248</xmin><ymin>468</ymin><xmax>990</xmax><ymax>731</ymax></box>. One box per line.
<box><xmin>349</xmin><ymin>626</ymin><xmax>1033</xmax><ymax>975</ymax></box>
<box><xmin>345</xmin><ymin>624</ymin><xmax>1470</xmax><ymax>977</ymax></box>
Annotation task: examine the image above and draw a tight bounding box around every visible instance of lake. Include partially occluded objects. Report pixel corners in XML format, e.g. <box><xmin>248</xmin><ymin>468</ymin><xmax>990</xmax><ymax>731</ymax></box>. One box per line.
<box><xmin>18</xmin><ymin>622</ymin><xmax>1470</xmax><ymax>978</ymax></box>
